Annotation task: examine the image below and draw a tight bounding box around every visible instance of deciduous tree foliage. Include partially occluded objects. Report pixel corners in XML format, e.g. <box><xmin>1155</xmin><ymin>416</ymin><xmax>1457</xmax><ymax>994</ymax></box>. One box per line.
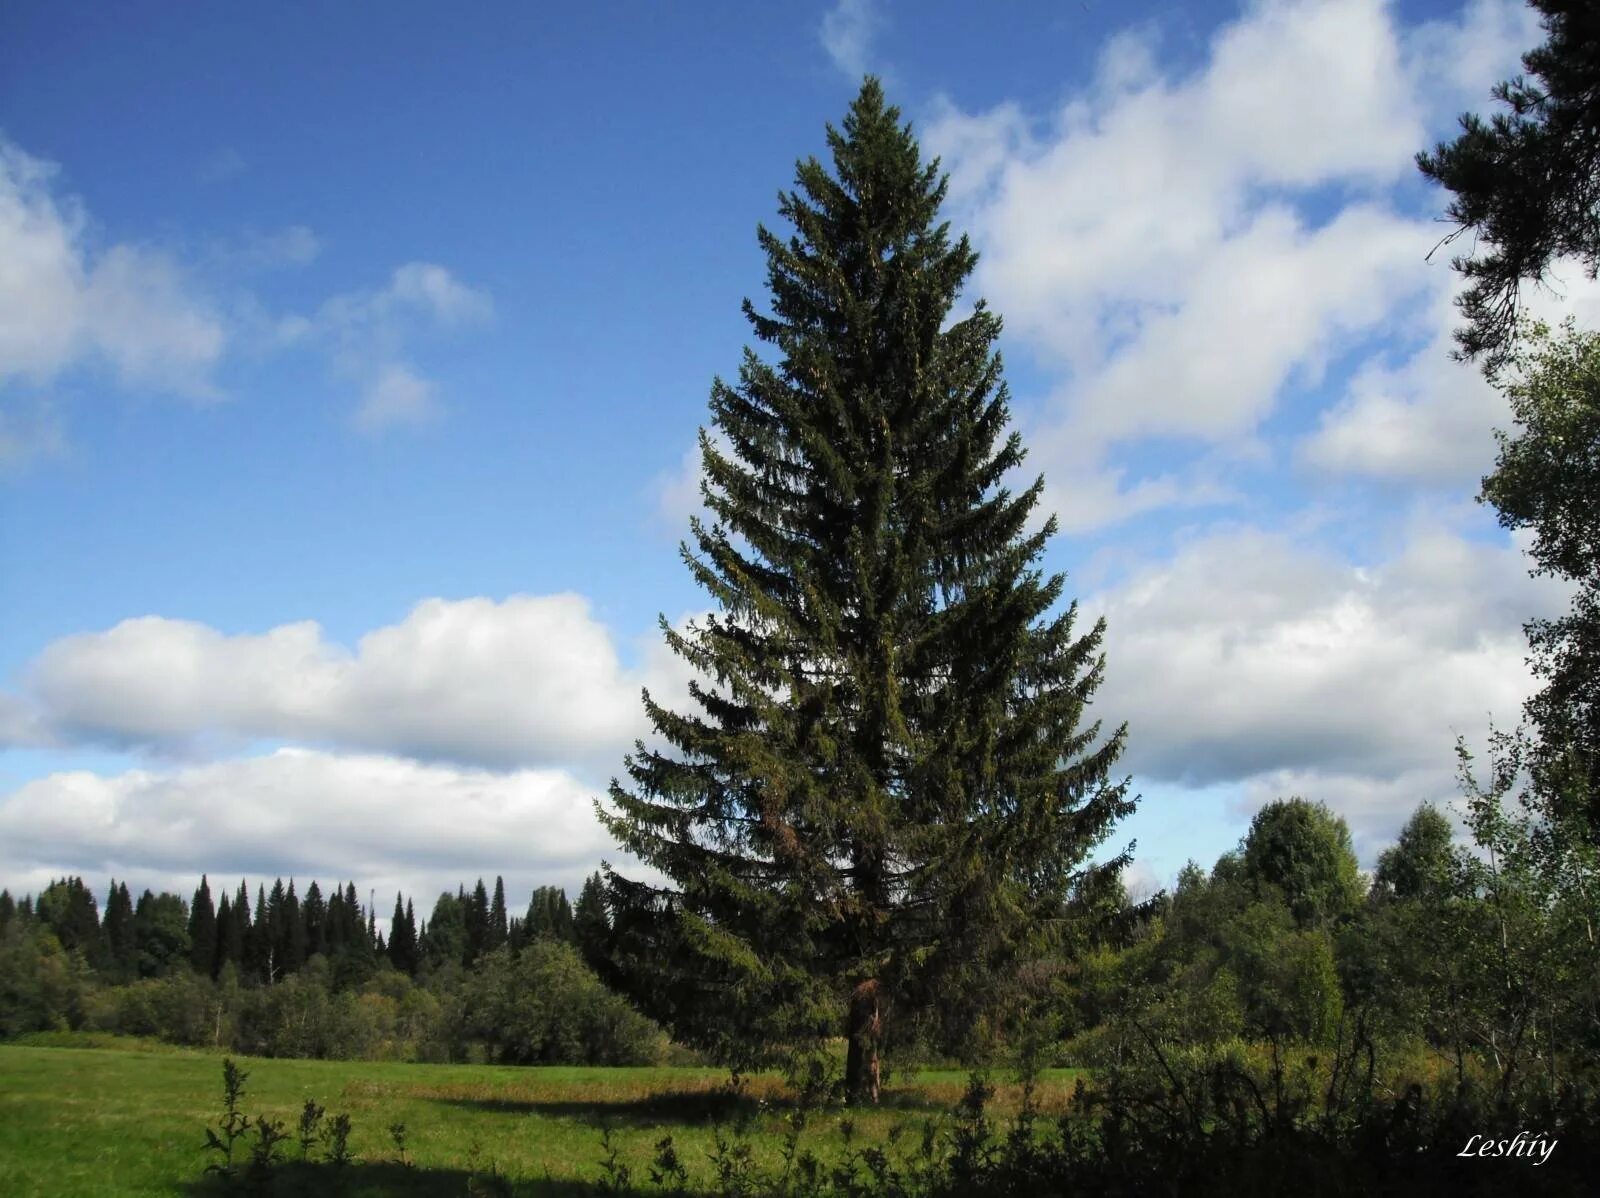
<box><xmin>422</xmin><ymin>891</ymin><xmax>467</xmax><ymax>974</ymax></box>
<box><xmin>599</xmin><ymin>79</ymin><xmax>1132</xmax><ymax>1102</ymax></box>
<box><xmin>1482</xmin><ymin>321</ymin><xmax>1600</xmax><ymax>826</ymax></box>
<box><xmin>132</xmin><ymin>889</ymin><xmax>189</xmax><ymax>979</ymax></box>
<box><xmin>1418</xmin><ymin>0</ymin><xmax>1600</xmax><ymax>373</ymax></box>
<box><xmin>1240</xmin><ymin>798</ymin><xmax>1362</xmax><ymax>930</ymax></box>
<box><xmin>1371</xmin><ymin>804</ymin><xmax>1455</xmax><ymax>904</ymax></box>
<box><xmin>35</xmin><ymin>878</ymin><xmax>102</xmax><ymax>967</ymax></box>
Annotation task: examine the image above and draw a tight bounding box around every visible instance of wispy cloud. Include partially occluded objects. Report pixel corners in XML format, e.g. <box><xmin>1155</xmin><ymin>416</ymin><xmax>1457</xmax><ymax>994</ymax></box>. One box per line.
<box><xmin>820</xmin><ymin>0</ymin><xmax>881</xmax><ymax>78</ymax></box>
<box><xmin>0</xmin><ymin>138</ymin><xmax>226</xmax><ymax>400</ymax></box>
<box><xmin>0</xmin><ymin>133</ymin><xmax>490</xmax><ymax>448</ymax></box>
<box><xmin>197</xmin><ymin>147</ymin><xmax>247</xmax><ymax>184</ymax></box>
<box><xmin>354</xmin><ymin>363</ymin><xmax>438</xmax><ymax>432</ymax></box>
<box><xmin>281</xmin><ymin>261</ymin><xmax>493</xmax><ymax>434</ymax></box>
<box><xmin>215</xmin><ymin>224</ymin><xmax>323</xmax><ymax>271</ymax></box>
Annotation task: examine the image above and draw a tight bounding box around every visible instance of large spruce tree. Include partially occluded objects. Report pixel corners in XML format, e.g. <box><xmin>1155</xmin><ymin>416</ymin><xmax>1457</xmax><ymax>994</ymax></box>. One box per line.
<box><xmin>599</xmin><ymin>80</ymin><xmax>1132</xmax><ymax>1102</ymax></box>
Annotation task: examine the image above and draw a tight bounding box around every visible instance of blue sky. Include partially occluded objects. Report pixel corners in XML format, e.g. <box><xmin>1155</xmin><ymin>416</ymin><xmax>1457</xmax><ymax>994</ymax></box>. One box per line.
<box><xmin>1</xmin><ymin>0</ymin><xmax>1591</xmax><ymax>913</ymax></box>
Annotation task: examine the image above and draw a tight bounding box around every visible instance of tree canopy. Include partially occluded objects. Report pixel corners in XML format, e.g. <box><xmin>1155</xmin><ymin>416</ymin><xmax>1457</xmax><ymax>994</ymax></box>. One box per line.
<box><xmin>1240</xmin><ymin>798</ymin><xmax>1362</xmax><ymax>929</ymax></box>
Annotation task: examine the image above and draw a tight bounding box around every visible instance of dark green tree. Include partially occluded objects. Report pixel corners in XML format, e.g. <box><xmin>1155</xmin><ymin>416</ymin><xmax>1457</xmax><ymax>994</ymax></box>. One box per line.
<box><xmin>0</xmin><ymin>891</ymin><xmax>15</xmax><ymax>935</ymax></box>
<box><xmin>35</xmin><ymin>877</ymin><xmax>104</xmax><ymax>969</ymax></box>
<box><xmin>246</xmin><ymin>883</ymin><xmax>271</xmax><ymax>982</ymax></box>
<box><xmin>102</xmin><ymin>881</ymin><xmax>137</xmax><ymax>981</ymax></box>
<box><xmin>214</xmin><ymin>892</ymin><xmax>240</xmax><ymax>974</ymax></box>
<box><xmin>598</xmin><ymin>80</ymin><xmax>1132</xmax><ymax>1102</ymax></box>
<box><xmin>403</xmin><ymin>899</ymin><xmax>417</xmax><ymax>973</ymax></box>
<box><xmin>1241</xmin><ymin>799</ymin><xmax>1363</xmax><ymax>930</ymax></box>
<box><xmin>188</xmin><ymin>876</ymin><xmax>217</xmax><ymax>976</ymax></box>
<box><xmin>524</xmin><ymin>886</ymin><xmax>576</xmax><ymax>944</ymax></box>
<box><xmin>573</xmin><ymin>874</ymin><xmax>608</xmax><ymax>969</ymax></box>
<box><xmin>387</xmin><ymin>894</ymin><xmax>418</xmax><ymax>976</ymax></box>
<box><xmin>230</xmin><ymin>881</ymin><xmax>252</xmax><ymax>969</ymax></box>
<box><xmin>302</xmin><ymin>880</ymin><xmax>327</xmax><ymax>959</ymax></box>
<box><xmin>422</xmin><ymin>891</ymin><xmax>467</xmax><ymax>974</ymax></box>
<box><xmin>132</xmin><ymin>889</ymin><xmax>190</xmax><ymax>978</ymax></box>
<box><xmin>327</xmin><ymin>883</ymin><xmax>355</xmax><ymax>955</ymax></box>
<box><xmin>1418</xmin><ymin>0</ymin><xmax>1600</xmax><ymax>372</ymax></box>
<box><xmin>488</xmin><ymin>876</ymin><xmax>509</xmax><ymax>953</ymax></box>
<box><xmin>465</xmin><ymin>879</ymin><xmax>490</xmax><ymax>964</ymax></box>
<box><xmin>264</xmin><ymin>879</ymin><xmax>290</xmax><ymax>982</ymax></box>
<box><xmin>281</xmin><ymin>880</ymin><xmax>306</xmax><ymax>974</ymax></box>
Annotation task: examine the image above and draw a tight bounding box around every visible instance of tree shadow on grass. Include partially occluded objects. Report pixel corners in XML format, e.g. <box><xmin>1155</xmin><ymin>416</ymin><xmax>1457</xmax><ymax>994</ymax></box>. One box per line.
<box><xmin>178</xmin><ymin>1159</ymin><xmax>675</xmax><ymax>1196</ymax></box>
<box><xmin>427</xmin><ymin>1085</ymin><xmax>952</xmax><ymax>1128</ymax></box>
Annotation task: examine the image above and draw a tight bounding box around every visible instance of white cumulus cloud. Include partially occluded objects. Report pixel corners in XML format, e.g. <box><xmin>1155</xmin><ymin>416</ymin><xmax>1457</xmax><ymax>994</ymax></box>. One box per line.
<box><xmin>923</xmin><ymin>0</ymin><xmax>1543</xmax><ymax>528</ymax></box>
<box><xmin>290</xmin><ymin>261</ymin><xmax>492</xmax><ymax>434</ymax></box>
<box><xmin>13</xmin><ymin>595</ymin><xmax>701</xmax><ymax>772</ymax></box>
<box><xmin>1085</xmin><ymin>519</ymin><xmax>1570</xmax><ymax>845</ymax></box>
<box><xmin>0</xmin><ymin>748</ymin><xmax>620</xmax><ymax>915</ymax></box>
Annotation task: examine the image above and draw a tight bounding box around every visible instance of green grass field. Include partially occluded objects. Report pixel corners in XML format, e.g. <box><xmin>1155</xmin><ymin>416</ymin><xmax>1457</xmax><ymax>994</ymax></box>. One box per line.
<box><xmin>0</xmin><ymin>1040</ymin><xmax>1084</xmax><ymax>1196</ymax></box>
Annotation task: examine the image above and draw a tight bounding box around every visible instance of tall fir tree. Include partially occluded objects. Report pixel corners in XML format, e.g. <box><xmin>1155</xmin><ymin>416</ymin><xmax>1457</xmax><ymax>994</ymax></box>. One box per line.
<box><xmin>403</xmin><ymin>899</ymin><xmax>417</xmax><ymax>972</ymax></box>
<box><xmin>188</xmin><ymin>876</ymin><xmax>217</xmax><ymax>976</ymax></box>
<box><xmin>388</xmin><ymin>893</ymin><xmax>418</xmax><ymax>975</ymax></box>
<box><xmin>214</xmin><ymin>892</ymin><xmax>238</xmax><ymax>975</ymax></box>
<box><xmin>523</xmin><ymin>886</ymin><xmax>574</xmax><ymax>943</ymax></box>
<box><xmin>281</xmin><ymin>880</ymin><xmax>306</xmax><ymax>973</ymax></box>
<box><xmin>102</xmin><ymin>881</ymin><xmax>137</xmax><ymax>981</ymax></box>
<box><xmin>231</xmin><ymin>881</ymin><xmax>252</xmax><ymax>970</ymax></box>
<box><xmin>265</xmin><ymin>878</ymin><xmax>290</xmax><ymax>981</ymax></box>
<box><xmin>599</xmin><ymin>80</ymin><xmax>1131</xmax><ymax>1101</ymax></box>
<box><xmin>247</xmin><ymin>883</ymin><xmax>271</xmax><ymax>982</ymax></box>
<box><xmin>573</xmin><ymin>873</ymin><xmax>608</xmax><ymax>969</ymax></box>
<box><xmin>327</xmin><ymin>884</ymin><xmax>351</xmax><ymax>954</ymax></box>
<box><xmin>465</xmin><ymin>878</ymin><xmax>490</xmax><ymax>964</ymax></box>
<box><xmin>302</xmin><ymin>880</ymin><xmax>328</xmax><ymax>959</ymax></box>
<box><xmin>488</xmin><ymin>876</ymin><xmax>508</xmax><ymax>952</ymax></box>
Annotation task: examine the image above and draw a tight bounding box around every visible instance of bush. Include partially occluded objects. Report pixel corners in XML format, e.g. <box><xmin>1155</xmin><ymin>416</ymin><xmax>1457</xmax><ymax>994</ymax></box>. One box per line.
<box><xmin>461</xmin><ymin>940</ymin><xmax>668</xmax><ymax>1065</ymax></box>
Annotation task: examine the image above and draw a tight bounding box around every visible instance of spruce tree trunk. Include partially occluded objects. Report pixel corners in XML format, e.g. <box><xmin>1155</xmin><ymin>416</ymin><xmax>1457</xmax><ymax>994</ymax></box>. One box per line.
<box><xmin>845</xmin><ymin>979</ymin><xmax>882</xmax><ymax>1105</ymax></box>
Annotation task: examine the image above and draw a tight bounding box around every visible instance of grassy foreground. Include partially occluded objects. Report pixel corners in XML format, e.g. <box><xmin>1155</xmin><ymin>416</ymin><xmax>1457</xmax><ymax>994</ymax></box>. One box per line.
<box><xmin>0</xmin><ymin>1040</ymin><xmax>1084</xmax><ymax>1196</ymax></box>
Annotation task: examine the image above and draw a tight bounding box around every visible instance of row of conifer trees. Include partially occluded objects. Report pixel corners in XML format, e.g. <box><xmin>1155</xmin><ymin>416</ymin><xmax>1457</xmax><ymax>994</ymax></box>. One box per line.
<box><xmin>0</xmin><ymin>871</ymin><xmax>608</xmax><ymax>989</ymax></box>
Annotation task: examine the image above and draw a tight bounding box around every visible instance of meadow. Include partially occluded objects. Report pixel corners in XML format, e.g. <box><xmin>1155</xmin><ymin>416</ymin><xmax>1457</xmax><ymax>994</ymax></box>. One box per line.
<box><xmin>0</xmin><ymin>1038</ymin><xmax>1083</xmax><ymax>1196</ymax></box>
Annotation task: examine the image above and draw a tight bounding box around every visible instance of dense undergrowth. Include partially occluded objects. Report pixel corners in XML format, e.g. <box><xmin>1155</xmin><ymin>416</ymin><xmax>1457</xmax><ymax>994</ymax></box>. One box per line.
<box><xmin>184</xmin><ymin>1044</ymin><xmax>1598</xmax><ymax>1198</ymax></box>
